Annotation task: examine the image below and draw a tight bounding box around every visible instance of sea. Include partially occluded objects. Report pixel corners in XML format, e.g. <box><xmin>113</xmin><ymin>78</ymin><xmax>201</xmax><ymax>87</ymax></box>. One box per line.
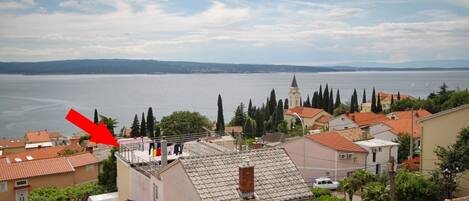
<box><xmin>1</xmin><ymin>71</ymin><xmax>469</xmax><ymax>138</ymax></box>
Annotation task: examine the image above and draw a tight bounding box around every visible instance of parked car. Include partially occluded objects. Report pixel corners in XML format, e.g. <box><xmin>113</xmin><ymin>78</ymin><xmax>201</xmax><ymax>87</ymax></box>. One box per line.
<box><xmin>312</xmin><ymin>177</ymin><xmax>339</xmax><ymax>190</ymax></box>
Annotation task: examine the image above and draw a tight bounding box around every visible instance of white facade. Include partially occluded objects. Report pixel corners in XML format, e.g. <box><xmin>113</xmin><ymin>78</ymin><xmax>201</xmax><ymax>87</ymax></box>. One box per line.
<box><xmin>369</xmin><ymin>123</ymin><xmax>398</xmax><ymax>142</ymax></box>
<box><xmin>289</xmin><ymin>87</ymin><xmax>301</xmax><ymax>108</ymax></box>
<box><xmin>328</xmin><ymin>115</ymin><xmax>358</xmax><ymax>131</ymax></box>
<box><xmin>24</xmin><ymin>142</ymin><xmax>53</xmax><ymax>149</ymax></box>
<box><xmin>354</xmin><ymin>139</ymin><xmax>399</xmax><ymax>175</ymax></box>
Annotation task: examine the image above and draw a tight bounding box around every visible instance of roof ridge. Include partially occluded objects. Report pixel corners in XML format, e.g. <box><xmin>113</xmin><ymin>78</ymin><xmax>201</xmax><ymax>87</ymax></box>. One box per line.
<box><xmin>180</xmin><ymin>147</ymin><xmax>282</xmax><ymax>160</ymax></box>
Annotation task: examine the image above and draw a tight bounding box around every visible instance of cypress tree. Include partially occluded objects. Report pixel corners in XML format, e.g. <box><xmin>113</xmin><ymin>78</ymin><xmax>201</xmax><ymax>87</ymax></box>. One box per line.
<box><xmin>130</xmin><ymin>114</ymin><xmax>140</xmax><ymax>137</ymax></box>
<box><xmin>350</xmin><ymin>93</ymin><xmax>356</xmax><ymax>113</ymax></box>
<box><xmin>377</xmin><ymin>94</ymin><xmax>383</xmax><ymax>113</ymax></box>
<box><xmin>276</xmin><ymin>99</ymin><xmax>284</xmax><ymax>123</ymax></box>
<box><xmin>284</xmin><ymin>98</ymin><xmax>289</xmax><ymax>110</ymax></box>
<box><xmin>269</xmin><ymin>89</ymin><xmax>277</xmax><ymax>115</ymax></box>
<box><xmin>216</xmin><ymin>94</ymin><xmax>225</xmax><ymax>133</ymax></box>
<box><xmin>353</xmin><ymin>89</ymin><xmax>359</xmax><ymax>112</ymax></box>
<box><xmin>371</xmin><ymin>88</ymin><xmax>377</xmax><ymax>113</ymax></box>
<box><xmin>94</xmin><ymin>109</ymin><xmax>99</xmax><ymax>124</ymax></box>
<box><xmin>147</xmin><ymin>107</ymin><xmax>155</xmax><ymax>138</ymax></box>
<box><xmin>300</xmin><ymin>97</ymin><xmax>303</xmax><ymax>107</ymax></box>
<box><xmin>397</xmin><ymin>91</ymin><xmax>401</xmax><ymax>100</ymax></box>
<box><xmin>140</xmin><ymin>113</ymin><xmax>146</xmax><ymax>137</ymax></box>
<box><xmin>243</xmin><ymin>118</ymin><xmax>257</xmax><ymax>139</ymax></box>
<box><xmin>304</xmin><ymin>95</ymin><xmax>311</xmax><ymax>107</ymax></box>
<box><xmin>312</xmin><ymin>92</ymin><xmax>318</xmax><ymax>108</ymax></box>
<box><xmin>323</xmin><ymin>84</ymin><xmax>329</xmax><ymax>110</ymax></box>
<box><xmin>362</xmin><ymin>88</ymin><xmax>367</xmax><ymax>104</ymax></box>
<box><xmin>329</xmin><ymin>90</ymin><xmax>334</xmax><ymax>114</ymax></box>
<box><xmin>318</xmin><ymin>85</ymin><xmax>323</xmax><ymax>109</ymax></box>
<box><xmin>232</xmin><ymin>103</ymin><xmax>246</xmax><ymax>126</ymax></box>
<box><xmin>265</xmin><ymin>98</ymin><xmax>270</xmax><ymax>118</ymax></box>
<box><xmin>255</xmin><ymin>109</ymin><xmax>265</xmax><ymax>136</ymax></box>
<box><xmin>390</xmin><ymin>95</ymin><xmax>394</xmax><ymax>106</ymax></box>
<box><xmin>335</xmin><ymin>89</ymin><xmax>341</xmax><ymax>108</ymax></box>
<box><xmin>248</xmin><ymin>99</ymin><xmax>253</xmax><ymax>118</ymax></box>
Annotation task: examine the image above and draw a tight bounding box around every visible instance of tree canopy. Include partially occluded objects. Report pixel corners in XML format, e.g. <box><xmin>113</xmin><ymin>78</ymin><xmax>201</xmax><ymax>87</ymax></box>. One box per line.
<box><xmin>160</xmin><ymin>111</ymin><xmax>210</xmax><ymax>135</ymax></box>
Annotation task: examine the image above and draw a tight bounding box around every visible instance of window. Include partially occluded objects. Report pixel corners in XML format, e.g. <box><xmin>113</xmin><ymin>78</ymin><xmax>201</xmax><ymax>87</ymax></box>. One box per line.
<box><xmin>0</xmin><ymin>181</ymin><xmax>7</xmax><ymax>192</ymax></box>
<box><xmin>85</xmin><ymin>164</ymin><xmax>94</xmax><ymax>171</ymax></box>
<box><xmin>376</xmin><ymin>164</ymin><xmax>381</xmax><ymax>174</ymax></box>
<box><xmin>153</xmin><ymin>184</ymin><xmax>158</xmax><ymax>201</ymax></box>
<box><xmin>378</xmin><ymin>147</ymin><xmax>382</xmax><ymax>152</ymax></box>
<box><xmin>347</xmin><ymin>171</ymin><xmax>353</xmax><ymax>177</ymax></box>
<box><xmin>15</xmin><ymin>180</ymin><xmax>28</xmax><ymax>187</ymax></box>
<box><xmin>372</xmin><ymin>152</ymin><xmax>376</xmax><ymax>163</ymax></box>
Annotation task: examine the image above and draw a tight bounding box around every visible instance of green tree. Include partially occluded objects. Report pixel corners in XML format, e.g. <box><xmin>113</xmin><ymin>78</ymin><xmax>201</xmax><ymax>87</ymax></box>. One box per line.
<box><xmin>315</xmin><ymin>195</ymin><xmax>345</xmax><ymax>201</ymax></box>
<box><xmin>397</xmin><ymin>91</ymin><xmax>401</xmax><ymax>100</ymax></box>
<box><xmin>304</xmin><ymin>95</ymin><xmax>311</xmax><ymax>107</ymax></box>
<box><xmin>311</xmin><ymin>187</ymin><xmax>331</xmax><ymax>198</ymax></box>
<box><xmin>275</xmin><ymin>99</ymin><xmax>284</xmax><ymax>125</ymax></box>
<box><xmin>391</xmin><ymin>98</ymin><xmax>422</xmax><ymax>111</ymax></box>
<box><xmin>255</xmin><ymin>109</ymin><xmax>265</xmax><ymax>136</ymax></box>
<box><xmin>248</xmin><ymin>99</ymin><xmax>254</xmax><ymax>118</ymax></box>
<box><xmin>94</xmin><ymin>109</ymin><xmax>99</xmax><ymax>124</ymax></box>
<box><xmin>99</xmin><ymin>115</ymin><xmax>118</xmax><ymax>136</ymax></box>
<box><xmin>376</xmin><ymin>94</ymin><xmax>383</xmax><ymax>113</ymax></box>
<box><xmin>140</xmin><ymin>112</ymin><xmax>146</xmax><ymax>137</ymax></box>
<box><xmin>323</xmin><ymin>84</ymin><xmax>329</xmax><ymax>110</ymax></box>
<box><xmin>390</xmin><ymin>95</ymin><xmax>394</xmax><ymax>106</ymax></box>
<box><xmin>318</xmin><ymin>85</ymin><xmax>323</xmax><ymax>109</ymax></box>
<box><xmin>30</xmin><ymin>183</ymin><xmax>105</xmax><ymax>201</ymax></box>
<box><xmin>147</xmin><ymin>107</ymin><xmax>155</xmax><ymax>138</ymax></box>
<box><xmin>361</xmin><ymin>182</ymin><xmax>390</xmax><ymax>201</ymax></box>
<box><xmin>98</xmin><ymin>147</ymin><xmax>118</xmax><ymax>192</ymax></box>
<box><xmin>362</xmin><ymin>88</ymin><xmax>367</xmax><ymax>104</ymax></box>
<box><xmin>328</xmin><ymin>90</ymin><xmax>334</xmax><ymax>114</ymax></box>
<box><xmin>396</xmin><ymin>170</ymin><xmax>440</xmax><ymax>201</ymax></box>
<box><xmin>394</xmin><ymin>134</ymin><xmax>411</xmax><ymax>163</ymax></box>
<box><xmin>312</xmin><ymin>91</ymin><xmax>319</xmax><ymax>108</ymax></box>
<box><xmin>130</xmin><ymin>114</ymin><xmax>140</xmax><ymax>137</ymax></box>
<box><xmin>160</xmin><ymin>111</ymin><xmax>210</xmax><ymax>136</ymax></box>
<box><xmin>434</xmin><ymin>127</ymin><xmax>469</xmax><ymax>199</ymax></box>
<box><xmin>243</xmin><ymin>117</ymin><xmax>257</xmax><ymax>138</ymax></box>
<box><xmin>352</xmin><ymin>169</ymin><xmax>375</xmax><ymax>193</ymax></box>
<box><xmin>284</xmin><ymin>98</ymin><xmax>289</xmax><ymax>109</ymax></box>
<box><xmin>340</xmin><ymin>177</ymin><xmax>359</xmax><ymax>201</ymax></box>
<box><xmin>335</xmin><ymin>89</ymin><xmax>341</xmax><ymax>109</ymax></box>
<box><xmin>371</xmin><ymin>88</ymin><xmax>377</xmax><ymax>113</ymax></box>
<box><xmin>269</xmin><ymin>89</ymin><xmax>277</xmax><ymax>115</ymax></box>
<box><xmin>216</xmin><ymin>94</ymin><xmax>225</xmax><ymax>134</ymax></box>
<box><xmin>230</xmin><ymin>103</ymin><xmax>247</xmax><ymax>126</ymax></box>
<box><xmin>334</xmin><ymin>104</ymin><xmax>350</xmax><ymax>116</ymax></box>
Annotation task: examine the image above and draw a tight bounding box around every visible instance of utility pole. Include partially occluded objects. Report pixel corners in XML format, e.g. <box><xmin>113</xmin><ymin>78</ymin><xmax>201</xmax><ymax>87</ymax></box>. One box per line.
<box><xmin>409</xmin><ymin>108</ymin><xmax>414</xmax><ymax>159</ymax></box>
<box><xmin>388</xmin><ymin>156</ymin><xmax>396</xmax><ymax>201</ymax></box>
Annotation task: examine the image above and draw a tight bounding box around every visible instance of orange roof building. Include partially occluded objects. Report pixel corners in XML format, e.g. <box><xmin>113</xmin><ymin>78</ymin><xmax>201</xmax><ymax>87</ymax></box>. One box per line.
<box><xmin>25</xmin><ymin>130</ymin><xmax>51</xmax><ymax>143</ymax></box>
<box><xmin>285</xmin><ymin>107</ymin><xmax>332</xmax><ymax>132</ymax></box>
<box><xmin>0</xmin><ymin>145</ymin><xmax>84</xmax><ymax>164</ymax></box>
<box><xmin>0</xmin><ymin>153</ymin><xmax>100</xmax><ymax>200</ymax></box>
<box><xmin>0</xmin><ymin>139</ymin><xmax>25</xmax><ymax>155</ymax></box>
<box><xmin>306</xmin><ymin>132</ymin><xmax>367</xmax><ymax>153</ymax></box>
<box><xmin>388</xmin><ymin>109</ymin><xmax>432</xmax><ymax>120</ymax></box>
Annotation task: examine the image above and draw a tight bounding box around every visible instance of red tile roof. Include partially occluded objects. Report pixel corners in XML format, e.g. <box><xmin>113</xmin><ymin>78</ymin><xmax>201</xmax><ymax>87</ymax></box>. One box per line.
<box><xmin>391</xmin><ymin>109</ymin><xmax>432</xmax><ymax>120</ymax></box>
<box><xmin>224</xmin><ymin>126</ymin><xmax>243</xmax><ymax>134</ymax></box>
<box><xmin>346</xmin><ymin>112</ymin><xmax>389</xmax><ymax>126</ymax></box>
<box><xmin>306</xmin><ymin>132</ymin><xmax>367</xmax><ymax>153</ymax></box>
<box><xmin>0</xmin><ymin>157</ymin><xmax>74</xmax><ymax>181</ymax></box>
<box><xmin>1</xmin><ymin>145</ymin><xmax>84</xmax><ymax>164</ymax></box>
<box><xmin>377</xmin><ymin>92</ymin><xmax>411</xmax><ymax>102</ymax></box>
<box><xmin>286</xmin><ymin>107</ymin><xmax>327</xmax><ymax>118</ymax></box>
<box><xmin>25</xmin><ymin>130</ymin><xmax>51</xmax><ymax>143</ymax></box>
<box><xmin>0</xmin><ymin>139</ymin><xmax>25</xmax><ymax>149</ymax></box>
<box><xmin>316</xmin><ymin>115</ymin><xmax>331</xmax><ymax>123</ymax></box>
<box><xmin>384</xmin><ymin>118</ymin><xmax>422</xmax><ymax>138</ymax></box>
<box><xmin>48</xmin><ymin>131</ymin><xmax>63</xmax><ymax>138</ymax></box>
<box><xmin>67</xmin><ymin>153</ymin><xmax>99</xmax><ymax>167</ymax></box>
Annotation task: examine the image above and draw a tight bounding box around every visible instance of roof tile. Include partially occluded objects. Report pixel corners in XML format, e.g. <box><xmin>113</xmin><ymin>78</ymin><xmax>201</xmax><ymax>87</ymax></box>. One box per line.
<box><xmin>306</xmin><ymin>131</ymin><xmax>367</xmax><ymax>153</ymax></box>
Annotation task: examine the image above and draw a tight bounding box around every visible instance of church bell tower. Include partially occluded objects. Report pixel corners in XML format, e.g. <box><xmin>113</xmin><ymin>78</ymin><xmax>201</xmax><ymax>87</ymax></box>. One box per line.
<box><xmin>289</xmin><ymin>75</ymin><xmax>301</xmax><ymax>108</ymax></box>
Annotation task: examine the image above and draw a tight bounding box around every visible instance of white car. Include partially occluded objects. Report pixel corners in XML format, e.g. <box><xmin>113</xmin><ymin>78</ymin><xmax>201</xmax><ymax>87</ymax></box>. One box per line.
<box><xmin>312</xmin><ymin>177</ymin><xmax>339</xmax><ymax>190</ymax></box>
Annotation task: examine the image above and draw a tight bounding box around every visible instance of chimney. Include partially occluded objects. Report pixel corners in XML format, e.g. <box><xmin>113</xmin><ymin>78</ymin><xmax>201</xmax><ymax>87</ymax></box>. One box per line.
<box><xmin>161</xmin><ymin>136</ymin><xmax>167</xmax><ymax>167</ymax></box>
<box><xmin>86</xmin><ymin>146</ymin><xmax>93</xmax><ymax>154</ymax></box>
<box><xmin>239</xmin><ymin>157</ymin><xmax>255</xmax><ymax>199</ymax></box>
<box><xmin>70</xmin><ymin>137</ymin><xmax>79</xmax><ymax>146</ymax></box>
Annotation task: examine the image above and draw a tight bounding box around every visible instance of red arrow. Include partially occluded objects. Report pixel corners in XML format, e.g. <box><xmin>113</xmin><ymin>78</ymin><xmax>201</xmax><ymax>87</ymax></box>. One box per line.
<box><xmin>65</xmin><ymin>109</ymin><xmax>119</xmax><ymax>147</ymax></box>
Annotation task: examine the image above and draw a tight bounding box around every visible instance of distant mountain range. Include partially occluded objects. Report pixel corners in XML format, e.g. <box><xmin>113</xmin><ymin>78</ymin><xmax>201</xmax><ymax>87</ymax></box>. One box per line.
<box><xmin>0</xmin><ymin>59</ymin><xmax>468</xmax><ymax>74</ymax></box>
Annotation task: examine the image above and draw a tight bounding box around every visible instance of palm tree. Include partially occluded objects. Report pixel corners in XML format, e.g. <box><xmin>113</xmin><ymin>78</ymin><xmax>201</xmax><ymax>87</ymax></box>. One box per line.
<box><xmin>352</xmin><ymin>169</ymin><xmax>375</xmax><ymax>193</ymax></box>
<box><xmin>340</xmin><ymin>177</ymin><xmax>359</xmax><ymax>201</ymax></box>
<box><xmin>361</xmin><ymin>182</ymin><xmax>390</xmax><ymax>201</ymax></box>
<box><xmin>99</xmin><ymin>115</ymin><xmax>119</xmax><ymax>136</ymax></box>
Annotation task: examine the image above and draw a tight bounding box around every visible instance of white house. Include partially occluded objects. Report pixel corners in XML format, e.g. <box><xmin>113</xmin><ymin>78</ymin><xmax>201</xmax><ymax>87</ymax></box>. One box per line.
<box><xmin>354</xmin><ymin>139</ymin><xmax>399</xmax><ymax>175</ymax></box>
<box><xmin>369</xmin><ymin>123</ymin><xmax>399</xmax><ymax>142</ymax></box>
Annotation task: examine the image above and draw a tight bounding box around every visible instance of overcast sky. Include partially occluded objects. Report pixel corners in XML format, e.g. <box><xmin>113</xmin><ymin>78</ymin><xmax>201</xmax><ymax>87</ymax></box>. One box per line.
<box><xmin>1</xmin><ymin>0</ymin><xmax>469</xmax><ymax>65</ymax></box>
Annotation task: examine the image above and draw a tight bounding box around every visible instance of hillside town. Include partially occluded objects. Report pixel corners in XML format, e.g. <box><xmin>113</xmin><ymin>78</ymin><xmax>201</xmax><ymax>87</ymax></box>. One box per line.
<box><xmin>1</xmin><ymin>76</ymin><xmax>468</xmax><ymax>201</ymax></box>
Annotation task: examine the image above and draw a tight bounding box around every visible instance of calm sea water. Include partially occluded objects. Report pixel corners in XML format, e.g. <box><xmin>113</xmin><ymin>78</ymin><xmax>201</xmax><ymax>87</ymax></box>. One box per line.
<box><xmin>1</xmin><ymin>71</ymin><xmax>469</xmax><ymax>138</ymax></box>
